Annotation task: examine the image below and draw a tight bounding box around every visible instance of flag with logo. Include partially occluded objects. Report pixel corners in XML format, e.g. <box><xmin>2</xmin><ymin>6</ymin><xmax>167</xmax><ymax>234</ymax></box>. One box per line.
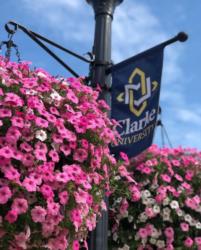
<box><xmin>110</xmin><ymin>45</ymin><xmax>164</xmax><ymax>157</ymax></box>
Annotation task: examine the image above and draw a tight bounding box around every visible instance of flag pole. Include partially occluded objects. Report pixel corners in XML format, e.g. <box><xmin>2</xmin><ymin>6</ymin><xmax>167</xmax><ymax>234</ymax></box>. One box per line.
<box><xmin>107</xmin><ymin>32</ymin><xmax>188</xmax><ymax>74</ymax></box>
<box><xmin>85</xmin><ymin>0</ymin><xmax>123</xmax><ymax>250</ymax></box>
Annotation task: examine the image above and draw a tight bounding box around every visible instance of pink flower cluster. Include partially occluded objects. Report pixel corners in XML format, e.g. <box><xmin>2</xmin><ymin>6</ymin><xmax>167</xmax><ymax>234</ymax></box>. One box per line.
<box><xmin>109</xmin><ymin>145</ymin><xmax>201</xmax><ymax>250</ymax></box>
<box><xmin>0</xmin><ymin>57</ymin><xmax>118</xmax><ymax>249</ymax></box>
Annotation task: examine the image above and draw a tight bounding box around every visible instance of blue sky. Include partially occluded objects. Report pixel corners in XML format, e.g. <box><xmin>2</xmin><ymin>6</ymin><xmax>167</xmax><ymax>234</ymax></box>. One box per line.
<box><xmin>0</xmin><ymin>0</ymin><xmax>201</xmax><ymax>150</ymax></box>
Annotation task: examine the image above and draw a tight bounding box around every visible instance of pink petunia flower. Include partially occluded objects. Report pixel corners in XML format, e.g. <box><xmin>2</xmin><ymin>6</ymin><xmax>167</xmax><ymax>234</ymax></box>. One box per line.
<box><xmin>11</xmin><ymin>116</ymin><xmax>24</xmax><ymax>128</ymax></box>
<box><xmin>4</xmin><ymin>92</ymin><xmax>24</xmax><ymax>106</ymax></box>
<box><xmin>195</xmin><ymin>237</ymin><xmax>201</xmax><ymax>246</ymax></box>
<box><xmin>49</xmin><ymin>150</ymin><xmax>59</xmax><ymax>162</ymax></box>
<box><xmin>59</xmin><ymin>191</ymin><xmax>69</xmax><ymax>205</ymax></box>
<box><xmin>20</xmin><ymin>142</ymin><xmax>33</xmax><ymax>152</ymax></box>
<box><xmin>138</xmin><ymin>228</ymin><xmax>148</xmax><ymax>239</ymax></box>
<box><xmin>56</xmin><ymin>172</ymin><xmax>70</xmax><ymax>183</ymax></box>
<box><xmin>145</xmin><ymin>207</ymin><xmax>155</xmax><ymax>218</ymax></box>
<box><xmin>50</xmin><ymin>106</ymin><xmax>60</xmax><ymax>116</ymax></box>
<box><xmin>180</xmin><ymin>222</ymin><xmax>189</xmax><ymax>232</ymax></box>
<box><xmin>35</xmin><ymin>117</ymin><xmax>49</xmax><ymax>128</ymax></box>
<box><xmin>119</xmin><ymin>198</ymin><xmax>129</xmax><ymax>216</ymax></box>
<box><xmin>22</xmin><ymin>153</ymin><xmax>35</xmax><ymax>167</ymax></box>
<box><xmin>0</xmin><ymin>146</ymin><xmax>14</xmax><ymax>159</ymax></box>
<box><xmin>164</xmin><ymin>227</ymin><xmax>174</xmax><ymax>239</ymax></box>
<box><xmin>184</xmin><ymin>237</ymin><xmax>193</xmax><ymax>248</ymax></box>
<box><xmin>0</xmin><ymin>108</ymin><xmax>12</xmax><ymax>117</ymax></box>
<box><xmin>40</xmin><ymin>184</ymin><xmax>54</xmax><ymax>199</ymax></box>
<box><xmin>14</xmin><ymin>226</ymin><xmax>30</xmax><ymax>249</ymax></box>
<box><xmin>23</xmin><ymin>177</ymin><xmax>37</xmax><ymax>192</ymax></box>
<box><xmin>60</xmin><ymin>144</ymin><xmax>71</xmax><ymax>156</ymax></box>
<box><xmin>47</xmin><ymin>200</ymin><xmax>60</xmax><ymax>216</ymax></box>
<box><xmin>31</xmin><ymin>206</ymin><xmax>47</xmax><ymax>223</ymax></box>
<box><xmin>12</xmin><ymin>198</ymin><xmax>28</xmax><ymax>214</ymax></box>
<box><xmin>73</xmin><ymin>148</ymin><xmax>88</xmax><ymax>163</ymax></box>
<box><xmin>119</xmin><ymin>151</ymin><xmax>129</xmax><ymax>165</ymax></box>
<box><xmin>34</xmin><ymin>149</ymin><xmax>47</xmax><ymax>161</ymax></box>
<box><xmin>0</xmin><ymin>186</ymin><xmax>12</xmax><ymax>204</ymax></box>
<box><xmin>161</xmin><ymin>174</ymin><xmax>171</xmax><ymax>183</ymax></box>
<box><xmin>70</xmin><ymin>208</ymin><xmax>82</xmax><ymax>231</ymax></box>
<box><xmin>72</xmin><ymin>240</ymin><xmax>80</xmax><ymax>250</ymax></box>
<box><xmin>5</xmin><ymin>210</ymin><xmax>18</xmax><ymax>223</ymax></box>
<box><xmin>4</xmin><ymin>167</ymin><xmax>20</xmax><ymax>181</ymax></box>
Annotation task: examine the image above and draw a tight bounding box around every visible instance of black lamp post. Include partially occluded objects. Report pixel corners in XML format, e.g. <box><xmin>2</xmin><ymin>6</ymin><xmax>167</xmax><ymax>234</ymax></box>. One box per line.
<box><xmin>86</xmin><ymin>1</ymin><xmax>123</xmax><ymax>250</ymax></box>
<box><xmin>87</xmin><ymin>0</ymin><xmax>123</xmax><ymax>88</ymax></box>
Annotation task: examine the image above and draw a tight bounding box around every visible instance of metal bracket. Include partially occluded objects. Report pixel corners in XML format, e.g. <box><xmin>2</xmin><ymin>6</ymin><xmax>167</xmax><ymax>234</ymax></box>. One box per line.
<box><xmin>3</xmin><ymin>21</ymin><xmax>94</xmax><ymax>77</ymax></box>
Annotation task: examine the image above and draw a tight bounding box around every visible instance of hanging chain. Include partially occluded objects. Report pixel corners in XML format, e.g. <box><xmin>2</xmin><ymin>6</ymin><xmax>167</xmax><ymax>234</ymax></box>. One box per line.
<box><xmin>156</xmin><ymin>107</ymin><xmax>173</xmax><ymax>148</ymax></box>
<box><xmin>0</xmin><ymin>24</ymin><xmax>21</xmax><ymax>62</ymax></box>
<box><xmin>13</xmin><ymin>43</ymin><xmax>21</xmax><ymax>63</ymax></box>
<box><xmin>162</xmin><ymin>124</ymin><xmax>173</xmax><ymax>148</ymax></box>
<box><xmin>5</xmin><ymin>34</ymin><xmax>13</xmax><ymax>60</ymax></box>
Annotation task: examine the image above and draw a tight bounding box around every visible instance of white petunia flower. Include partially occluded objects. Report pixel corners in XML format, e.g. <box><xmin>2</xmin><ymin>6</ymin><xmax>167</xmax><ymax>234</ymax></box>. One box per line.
<box><xmin>25</xmin><ymin>89</ymin><xmax>38</xmax><ymax>95</ymax></box>
<box><xmin>114</xmin><ymin>175</ymin><xmax>121</xmax><ymax>181</ymax></box>
<box><xmin>142</xmin><ymin>197</ymin><xmax>149</xmax><ymax>205</ymax></box>
<box><xmin>37</xmin><ymin>72</ymin><xmax>47</xmax><ymax>78</ymax></box>
<box><xmin>196</xmin><ymin>206</ymin><xmax>201</xmax><ymax>213</ymax></box>
<box><xmin>35</xmin><ymin>130</ymin><xmax>47</xmax><ymax>141</ymax></box>
<box><xmin>176</xmin><ymin>209</ymin><xmax>184</xmax><ymax>217</ymax></box>
<box><xmin>142</xmin><ymin>238</ymin><xmax>148</xmax><ymax>245</ymax></box>
<box><xmin>147</xmin><ymin>198</ymin><xmax>155</xmax><ymax>205</ymax></box>
<box><xmin>96</xmin><ymin>191</ymin><xmax>101</xmax><ymax>196</ymax></box>
<box><xmin>189</xmin><ymin>218</ymin><xmax>196</xmax><ymax>226</ymax></box>
<box><xmin>153</xmin><ymin>205</ymin><xmax>160</xmax><ymax>214</ymax></box>
<box><xmin>50</xmin><ymin>90</ymin><xmax>62</xmax><ymax>101</ymax></box>
<box><xmin>184</xmin><ymin>214</ymin><xmax>192</xmax><ymax>223</ymax></box>
<box><xmin>156</xmin><ymin>240</ymin><xmax>165</xmax><ymax>248</ymax></box>
<box><xmin>122</xmin><ymin>244</ymin><xmax>130</xmax><ymax>250</ymax></box>
<box><xmin>116</xmin><ymin>197</ymin><xmax>123</xmax><ymax>203</ymax></box>
<box><xmin>163</xmin><ymin>207</ymin><xmax>171</xmax><ymax>215</ymax></box>
<box><xmin>150</xmin><ymin>184</ymin><xmax>159</xmax><ymax>190</ymax></box>
<box><xmin>113</xmin><ymin>232</ymin><xmax>118</xmax><ymax>241</ymax></box>
<box><xmin>141</xmin><ymin>190</ymin><xmax>151</xmax><ymax>198</ymax></box>
<box><xmin>196</xmin><ymin>222</ymin><xmax>201</xmax><ymax>229</ymax></box>
<box><xmin>139</xmin><ymin>212</ymin><xmax>147</xmax><ymax>222</ymax></box>
<box><xmin>163</xmin><ymin>213</ymin><xmax>171</xmax><ymax>222</ymax></box>
<box><xmin>151</xmin><ymin>228</ymin><xmax>160</xmax><ymax>238</ymax></box>
<box><xmin>135</xmin><ymin>234</ymin><xmax>140</xmax><ymax>240</ymax></box>
<box><xmin>170</xmin><ymin>200</ymin><xmax>179</xmax><ymax>209</ymax></box>
<box><xmin>149</xmin><ymin>238</ymin><xmax>156</xmax><ymax>245</ymax></box>
<box><xmin>1</xmin><ymin>78</ymin><xmax>6</xmax><ymax>85</ymax></box>
<box><xmin>163</xmin><ymin>197</ymin><xmax>170</xmax><ymax>206</ymax></box>
<box><xmin>128</xmin><ymin>215</ymin><xmax>134</xmax><ymax>223</ymax></box>
<box><xmin>142</xmin><ymin>179</ymin><xmax>150</xmax><ymax>185</ymax></box>
<box><xmin>122</xmin><ymin>211</ymin><xmax>128</xmax><ymax>218</ymax></box>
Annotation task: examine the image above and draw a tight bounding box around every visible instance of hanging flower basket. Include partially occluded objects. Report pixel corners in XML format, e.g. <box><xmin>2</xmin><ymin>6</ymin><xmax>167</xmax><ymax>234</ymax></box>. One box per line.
<box><xmin>0</xmin><ymin>57</ymin><xmax>119</xmax><ymax>250</ymax></box>
<box><xmin>109</xmin><ymin>145</ymin><xmax>201</xmax><ymax>250</ymax></box>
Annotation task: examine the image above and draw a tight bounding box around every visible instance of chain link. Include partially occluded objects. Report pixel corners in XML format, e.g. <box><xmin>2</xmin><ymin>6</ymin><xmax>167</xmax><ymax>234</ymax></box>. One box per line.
<box><xmin>0</xmin><ymin>41</ymin><xmax>4</xmax><ymax>52</ymax></box>
<box><xmin>0</xmin><ymin>29</ymin><xmax>21</xmax><ymax>62</ymax></box>
<box><xmin>14</xmin><ymin>44</ymin><xmax>21</xmax><ymax>63</ymax></box>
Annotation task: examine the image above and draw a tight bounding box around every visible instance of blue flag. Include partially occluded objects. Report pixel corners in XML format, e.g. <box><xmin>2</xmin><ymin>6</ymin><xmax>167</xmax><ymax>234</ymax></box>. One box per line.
<box><xmin>110</xmin><ymin>45</ymin><xmax>164</xmax><ymax>157</ymax></box>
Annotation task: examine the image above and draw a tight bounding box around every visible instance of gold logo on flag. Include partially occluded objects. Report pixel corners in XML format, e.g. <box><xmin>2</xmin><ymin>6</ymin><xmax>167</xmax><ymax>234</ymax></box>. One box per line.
<box><xmin>117</xmin><ymin>67</ymin><xmax>158</xmax><ymax>117</ymax></box>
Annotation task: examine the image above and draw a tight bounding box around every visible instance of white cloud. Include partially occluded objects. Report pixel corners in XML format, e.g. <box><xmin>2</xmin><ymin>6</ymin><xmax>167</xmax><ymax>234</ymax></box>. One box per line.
<box><xmin>176</xmin><ymin>108</ymin><xmax>201</xmax><ymax>125</ymax></box>
<box><xmin>20</xmin><ymin>0</ymin><xmax>93</xmax><ymax>43</ymax></box>
<box><xmin>113</xmin><ymin>2</ymin><xmax>166</xmax><ymax>62</ymax></box>
<box><xmin>112</xmin><ymin>1</ymin><xmax>183</xmax><ymax>89</ymax></box>
<box><xmin>183</xmin><ymin>131</ymin><xmax>201</xmax><ymax>149</ymax></box>
<box><xmin>22</xmin><ymin>0</ymin><xmax>81</xmax><ymax>10</ymax></box>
